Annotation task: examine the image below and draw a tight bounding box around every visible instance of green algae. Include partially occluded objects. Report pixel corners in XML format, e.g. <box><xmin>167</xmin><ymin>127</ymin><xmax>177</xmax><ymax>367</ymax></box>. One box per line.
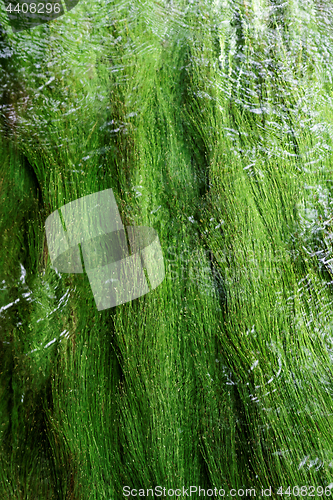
<box><xmin>1</xmin><ymin>0</ymin><xmax>333</xmax><ymax>498</ymax></box>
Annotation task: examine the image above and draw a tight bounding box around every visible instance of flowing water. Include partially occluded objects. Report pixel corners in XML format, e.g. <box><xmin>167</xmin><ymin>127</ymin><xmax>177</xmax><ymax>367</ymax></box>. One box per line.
<box><xmin>1</xmin><ymin>0</ymin><xmax>333</xmax><ymax>498</ymax></box>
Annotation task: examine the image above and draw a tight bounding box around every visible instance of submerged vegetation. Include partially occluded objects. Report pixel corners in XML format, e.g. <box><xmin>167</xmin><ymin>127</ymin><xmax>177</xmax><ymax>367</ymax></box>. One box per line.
<box><xmin>1</xmin><ymin>0</ymin><xmax>333</xmax><ymax>498</ymax></box>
